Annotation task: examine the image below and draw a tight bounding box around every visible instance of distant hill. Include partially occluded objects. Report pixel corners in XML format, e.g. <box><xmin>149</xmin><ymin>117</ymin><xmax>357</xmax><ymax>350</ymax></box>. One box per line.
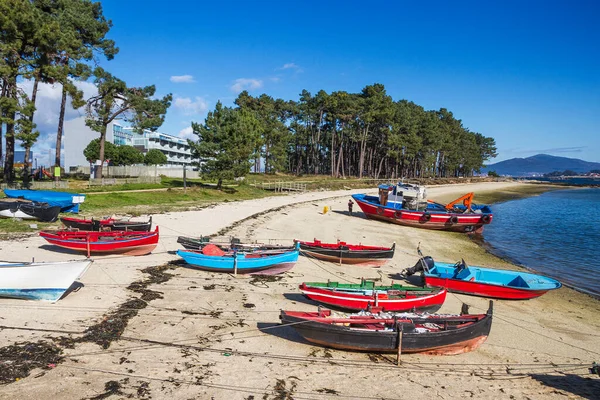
<box><xmin>482</xmin><ymin>154</ymin><xmax>600</xmax><ymax>177</ymax></box>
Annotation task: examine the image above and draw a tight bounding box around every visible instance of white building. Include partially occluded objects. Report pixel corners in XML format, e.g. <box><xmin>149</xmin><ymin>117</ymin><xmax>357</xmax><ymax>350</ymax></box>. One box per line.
<box><xmin>63</xmin><ymin>117</ymin><xmax>194</xmax><ymax>170</ymax></box>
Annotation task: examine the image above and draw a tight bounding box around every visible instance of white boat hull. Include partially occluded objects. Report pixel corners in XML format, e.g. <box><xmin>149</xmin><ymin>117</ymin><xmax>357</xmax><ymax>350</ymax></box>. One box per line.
<box><xmin>0</xmin><ymin>260</ymin><xmax>93</xmax><ymax>301</ymax></box>
<box><xmin>0</xmin><ymin>209</ymin><xmax>37</xmax><ymax>220</ymax></box>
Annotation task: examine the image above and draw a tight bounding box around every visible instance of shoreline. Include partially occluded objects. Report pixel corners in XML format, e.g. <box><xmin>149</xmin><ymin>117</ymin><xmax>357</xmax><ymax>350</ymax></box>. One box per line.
<box><xmin>0</xmin><ymin>181</ymin><xmax>598</xmax><ymax>399</ymax></box>
<box><xmin>473</xmin><ymin>185</ymin><xmax>600</xmax><ymax>300</ymax></box>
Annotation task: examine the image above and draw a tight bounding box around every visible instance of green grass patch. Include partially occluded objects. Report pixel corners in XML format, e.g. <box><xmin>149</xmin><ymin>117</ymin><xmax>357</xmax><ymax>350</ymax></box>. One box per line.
<box><xmin>469</xmin><ymin>184</ymin><xmax>564</xmax><ymax>205</ymax></box>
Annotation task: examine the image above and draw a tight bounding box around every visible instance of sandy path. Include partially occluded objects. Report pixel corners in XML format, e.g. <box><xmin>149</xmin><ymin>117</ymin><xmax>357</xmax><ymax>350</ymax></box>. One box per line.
<box><xmin>0</xmin><ymin>181</ymin><xmax>598</xmax><ymax>399</ymax></box>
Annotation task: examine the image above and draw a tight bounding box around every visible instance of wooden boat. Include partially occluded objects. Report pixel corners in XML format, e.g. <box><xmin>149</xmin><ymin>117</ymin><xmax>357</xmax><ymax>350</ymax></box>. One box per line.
<box><xmin>0</xmin><ymin>259</ymin><xmax>93</xmax><ymax>301</ymax></box>
<box><xmin>176</xmin><ymin>242</ymin><xmax>300</xmax><ymax>275</ymax></box>
<box><xmin>297</xmin><ymin>239</ymin><xmax>395</xmax><ymax>266</ymax></box>
<box><xmin>61</xmin><ymin>216</ymin><xmax>153</xmax><ymax>232</ymax></box>
<box><xmin>279</xmin><ymin>301</ymin><xmax>493</xmax><ymax>355</ymax></box>
<box><xmin>177</xmin><ymin>235</ymin><xmax>294</xmax><ymax>253</ymax></box>
<box><xmin>352</xmin><ymin>182</ymin><xmax>493</xmax><ymax>233</ymax></box>
<box><xmin>299</xmin><ymin>280</ymin><xmax>447</xmax><ymax>312</ymax></box>
<box><xmin>0</xmin><ymin>199</ymin><xmax>61</xmax><ymax>222</ymax></box>
<box><xmin>39</xmin><ymin>227</ymin><xmax>159</xmax><ymax>256</ymax></box>
<box><xmin>4</xmin><ymin>189</ymin><xmax>85</xmax><ymax>213</ymax></box>
<box><xmin>404</xmin><ymin>256</ymin><xmax>562</xmax><ymax>300</ymax></box>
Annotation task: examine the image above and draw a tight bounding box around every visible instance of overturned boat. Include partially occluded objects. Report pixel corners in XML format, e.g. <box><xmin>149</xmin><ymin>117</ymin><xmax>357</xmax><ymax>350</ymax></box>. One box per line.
<box><xmin>0</xmin><ymin>259</ymin><xmax>93</xmax><ymax>301</ymax></box>
<box><xmin>352</xmin><ymin>182</ymin><xmax>493</xmax><ymax>233</ymax></box>
<box><xmin>0</xmin><ymin>199</ymin><xmax>61</xmax><ymax>222</ymax></box>
<box><xmin>279</xmin><ymin>301</ymin><xmax>493</xmax><ymax>355</ymax></box>
<box><xmin>4</xmin><ymin>189</ymin><xmax>85</xmax><ymax>213</ymax></box>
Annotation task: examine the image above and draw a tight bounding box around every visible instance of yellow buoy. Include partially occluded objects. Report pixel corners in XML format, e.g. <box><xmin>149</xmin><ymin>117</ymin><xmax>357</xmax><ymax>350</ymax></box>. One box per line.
<box><xmin>323</xmin><ymin>206</ymin><xmax>329</xmax><ymax>214</ymax></box>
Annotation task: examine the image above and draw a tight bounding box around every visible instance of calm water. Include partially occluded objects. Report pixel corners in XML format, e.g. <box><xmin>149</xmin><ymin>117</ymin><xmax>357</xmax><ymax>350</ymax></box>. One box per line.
<box><xmin>483</xmin><ymin>188</ymin><xmax>600</xmax><ymax>297</ymax></box>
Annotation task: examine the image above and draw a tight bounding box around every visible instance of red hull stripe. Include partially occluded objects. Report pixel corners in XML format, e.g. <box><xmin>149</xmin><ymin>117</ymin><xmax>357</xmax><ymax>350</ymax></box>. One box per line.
<box><xmin>424</xmin><ymin>277</ymin><xmax>548</xmax><ymax>300</ymax></box>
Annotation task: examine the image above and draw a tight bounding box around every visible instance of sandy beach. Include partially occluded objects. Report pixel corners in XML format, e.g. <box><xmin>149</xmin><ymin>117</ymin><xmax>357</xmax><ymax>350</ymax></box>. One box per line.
<box><xmin>0</xmin><ymin>181</ymin><xmax>599</xmax><ymax>399</ymax></box>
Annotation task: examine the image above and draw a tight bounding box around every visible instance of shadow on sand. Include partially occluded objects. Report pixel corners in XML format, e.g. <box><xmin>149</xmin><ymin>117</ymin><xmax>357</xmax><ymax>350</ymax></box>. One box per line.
<box><xmin>530</xmin><ymin>373</ymin><xmax>600</xmax><ymax>400</ymax></box>
<box><xmin>330</xmin><ymin>210</ymin><xmax>367</xmax><ymax>219</ymax></box>
<box><xmin>387</xmin><ymin>272</ymin><xmax>425</xmax><ymax>287</ymax></box>
<box><xmin>257</xmin><ymin>322</ymin><xmax>310</xmax><ymax>346</ymax></box>
<box><xmin>59</xmin><ymin>281</ymin><xmax>85</xmax><ymax>300</ymax></box>
<box><xmin>282</xmin><ymin>293</ymin><xmax>320</xmax><ymax>307</ymax></box>
<box><xmin>38</xmin><ymin>244</ymin><xmax>83</xmax><ymax>256</ymax></box>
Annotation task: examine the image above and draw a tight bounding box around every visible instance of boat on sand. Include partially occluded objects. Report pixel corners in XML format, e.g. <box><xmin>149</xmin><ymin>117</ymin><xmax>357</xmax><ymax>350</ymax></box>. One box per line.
<box><xmin>279</xmin><ymin>301</ymin><xmax>493</xmax><ymax>355</ymax></box>
<box><xmin>299</xmin><ymin>280</ymin><xmax>446</xmax><ymax>312</ymax></box>
<box><xmin>0</xmin><ymin>259</ymin><xmax>93</xmax><ymax>301</ymax></box>
<box><xmin>404</xmin><ymin>256</ymin><xmax>562</xmax><ymax>300</ymax></box>
<box><xmin>352</xmin><ymin>182</ymin><xmax>493</xmax><ymax>233</ymax></box>
<box><xmin>297</xmin><ymin>239</ymin><xmax>395</xmax><ymax>266</ymax></box>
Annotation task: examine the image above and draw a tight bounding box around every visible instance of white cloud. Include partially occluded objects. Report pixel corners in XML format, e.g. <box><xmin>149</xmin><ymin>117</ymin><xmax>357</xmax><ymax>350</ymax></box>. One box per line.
<box><xmin>170</xmin><ymin>75</ymin><xmax>196</xmax><ymax>83</ymax></box>
<box><xmin>17</xmin><ymin>80</ymin><xmax>98</xmax><ymax>163</ymax></box>
<box><xmin>178</xmin><ymin>126</ymin><xmax>196</xmax><ymax>141</ymax></box>
<box><xmin>173</xmin><ymin>96</ymin><xmax>209</xmax><ymax>115</ymax></box>
<box><xmin>230</xmin><ymin>78</ymin><xmax>263</xmax><ymax>93</ymax></box>
<box><xmin>278</xmin><ymin>63</ymin><xmax>303</xmax><ymax>72</ymax></box>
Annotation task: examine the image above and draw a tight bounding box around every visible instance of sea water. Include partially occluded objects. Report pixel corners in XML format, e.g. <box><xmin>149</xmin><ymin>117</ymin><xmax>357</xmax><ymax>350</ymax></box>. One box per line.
<box><xmin>483</xmin><ymin>187</ymin><xmax>600</xmax><ymax>297</ymax></box>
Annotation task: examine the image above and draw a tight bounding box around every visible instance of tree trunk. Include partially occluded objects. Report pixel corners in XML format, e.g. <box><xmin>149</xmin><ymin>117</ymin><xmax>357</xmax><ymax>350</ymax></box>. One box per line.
<box><xmin>55</xmin><ymin>83</ymin><xmax>68</xmax><ymax>175</ymax></box>
<box><xmin>95</xmin><ymin>124</ymin><xmax>108</xmax><ymax>179</ymax></box>
<box><xmin>330</xmin><ymin>126</ymin><xmax>336</xmax><ymax>177</ymax></box>
<box><xmin>217</xmin><ymin>177</ymin><xmax>223</xmax><ymax>190</ymax></box>
<box><xmin>23</xmin><ymin>77</ymin><xmax>40</xmax><ymax>187</ymax></box>
<box><xmin>0</xmin><ymin>79</ymin><xmax>7</xmax><ymax>168</ymax></box>
<box><xmin>3</xmin><ymin>77</ymin><xmax>17</xmax><ymax>183</ymax></box>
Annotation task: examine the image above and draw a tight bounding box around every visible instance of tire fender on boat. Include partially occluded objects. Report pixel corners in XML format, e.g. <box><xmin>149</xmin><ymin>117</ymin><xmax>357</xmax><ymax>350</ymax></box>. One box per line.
<box><xmin>449</xmin><ymin>216</ymin><xmax>459</xmax><ymax>224</ymax></box>
<box><xmin>422</xmin><ymin>213</ymin><xmax>431</xmax><ymax>221</ymax></box>
<box><xmin>377</xmin><ymin>207</ymin><xmax>385</xmax><ymax>216</ymax></box>
<box><xmin>482</xmin><ymin>215</ymin><xmax>491</xmax><ymax>223</ymax></box>
<box><xmin>394</xmin><ymin>210</ymin><xmax>402</xmax><ymax>219</ymax></box>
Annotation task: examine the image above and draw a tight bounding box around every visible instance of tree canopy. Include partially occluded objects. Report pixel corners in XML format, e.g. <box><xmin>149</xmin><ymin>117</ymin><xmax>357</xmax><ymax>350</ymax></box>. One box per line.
<box><xmin>194</xmin><ymin>84</ymin><xmax>497</xmax><ymax>180</ymax></box>
<box><xmin>85</xmin><ymin>67</ymin><xmax>172</xmax><ymax>178</ymax></box>
<box><xmin>144</xmin><ymin>149</ymin><xmax>167</xmax><ymax>165</ymax></box>
<box><xmin>189</xmin><ymin>101</ymin><xmax>261</xmax><ymax>188</ymax></box>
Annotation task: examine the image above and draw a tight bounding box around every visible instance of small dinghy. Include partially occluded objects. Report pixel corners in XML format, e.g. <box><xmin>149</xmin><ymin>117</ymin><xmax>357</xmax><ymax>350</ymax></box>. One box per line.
<box><xmin>4</xmin><ymin>189</ymin><xmax>85</xmax><ymax>213</ymax></box>
<box><xmin>177</xmin><ymin>236</ymin><xmax>295</xmax><ymax>253</ymax></box>
<box><xmin>61</xmin><ymin>216</ymin><xmax>153</xmax><ymax>232</ymax></box>
<box><xmin>297</xmin><ymin>239</ymin><xmax>395</xmax><ymax>266</ymax></box>
<box><xmin>0</xmin><ymin>198</ymin><xmax>61</xmax><ymax>222</ymax></box>
<box><xmin>404</xmin><ymin>256</ymin><xmax>562</xmax><ymax>300</ymax></box>
<box><xmin>352</xmin><ymin>182</ymin><xmax>493</xmax><ymax>233</ymax></box>
<box><xmin>299</xmin><ymin>280</ymin><xmax>447</xmax><ymax>312</ymax></box>
<box><xmin>279</xmin><ymin>301</ymin><xmax>493</xmax><ymax>355</ymax></box>
<box><xmin>39</xmin><ymin>227</ymin><xmax>159</xmax><ymax>256</ymax></box>
<box><xmin>0</xmin><ymin>259</ymin><xmax>93</xmax><ymax>301</ymax></box>
<box><xmin>177</xmin><ymin>242</ymin><xmax>300</xmax><ymax>275</ymax></box>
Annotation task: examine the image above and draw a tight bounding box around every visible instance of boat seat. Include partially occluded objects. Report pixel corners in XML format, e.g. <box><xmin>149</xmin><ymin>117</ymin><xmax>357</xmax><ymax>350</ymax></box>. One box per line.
<box><xmin>507</xmin><ymin>275</ymin><xmax>530</xmax><ymax>288</ymax></box>
<box><xmin>454</xmin><ymin>268</ymin><xmax>473</xmax><ymax>280</ymax></box>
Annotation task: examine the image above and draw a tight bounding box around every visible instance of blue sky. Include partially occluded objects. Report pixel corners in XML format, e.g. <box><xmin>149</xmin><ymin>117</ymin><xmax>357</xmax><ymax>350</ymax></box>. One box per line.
<box><xmin>30</xmin><ymin>0</ymin><xmax>600</xmax><ymax>164</ymax></box>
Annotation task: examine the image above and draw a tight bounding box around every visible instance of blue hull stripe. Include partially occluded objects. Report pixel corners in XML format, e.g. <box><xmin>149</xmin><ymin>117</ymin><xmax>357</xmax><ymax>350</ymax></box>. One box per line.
<box><xmin>0</xmin><ymin>288</ymin><xmax>68</xmax><ymax>301</ymax></box>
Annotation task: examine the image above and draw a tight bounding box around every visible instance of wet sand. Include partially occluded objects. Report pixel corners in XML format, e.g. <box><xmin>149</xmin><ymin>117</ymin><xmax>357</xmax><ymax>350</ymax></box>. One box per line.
<box><xmin>0</xmin><ymin>181</ymin><xmax>598</xmax><ymax>399</ymax></box>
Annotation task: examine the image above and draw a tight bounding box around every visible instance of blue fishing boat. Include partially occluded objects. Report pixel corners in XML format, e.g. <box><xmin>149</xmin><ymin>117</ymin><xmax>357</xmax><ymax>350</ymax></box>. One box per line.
<box><xmin>404</xmin><ymin>257</ymin><xmax>562</xmax><ymax>299</ymax></box>
<box><xmin>4</xmin><ymin>189</ymin><xmax>85</xmax><ymax>213</ymax></box>
<box><xmin>176</xmin><ymin>242</ymin><xmax>300</xmax><ymax>275</ymax></box>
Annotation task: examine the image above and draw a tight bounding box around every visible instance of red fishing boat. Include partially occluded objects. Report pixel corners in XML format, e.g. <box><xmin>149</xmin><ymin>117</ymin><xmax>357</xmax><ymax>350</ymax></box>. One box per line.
<box><xmin>61</xmin><ymin>216</ymin><xmax>152</xmax><ymax>232</ymax></box>
<box><xmin>299</xmin><ymin>281</ymin><xmax>447</xmax><ymax>312</ymax></box>
<box><xmin>297</xmin><ymin>239</ymin><xmax>395</xmax><ymax>266</ymax></box>
<box><xmin>352</xmin><ymin>182</ymin><xmax>493</xmax><ymax>233</ymax></box>
<box><xmin>39</xmin><ymin>227</ymin><xmax>159</xmax><ymax>256</ymax></box>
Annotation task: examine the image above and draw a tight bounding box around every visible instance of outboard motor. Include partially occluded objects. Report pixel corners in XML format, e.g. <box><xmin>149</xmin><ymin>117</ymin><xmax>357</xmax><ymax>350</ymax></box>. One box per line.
<box><xmin>404</xmin><ymin>256</ymin><xmax>434</xmax><ymax>276</ymax></box>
